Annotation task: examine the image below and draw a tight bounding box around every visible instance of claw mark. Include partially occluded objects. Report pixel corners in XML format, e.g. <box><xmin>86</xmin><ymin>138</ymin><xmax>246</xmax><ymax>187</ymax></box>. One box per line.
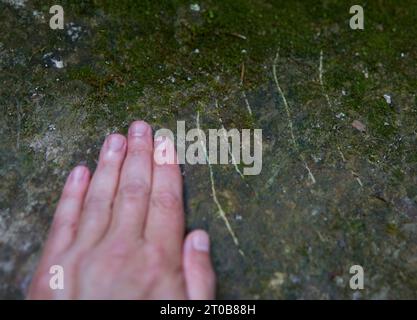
<box><xmin>319</xmin><ymin>50</ymin><xmax>332</xmax><ymax>110</ymax></box>
<box><xmin>337</xmin><ymin>146</ymin><xmax>347</xmax><ymax>162</ymax></box>
<box><xmin>15</xmin><ymin>98</ymin><xmax>21</xmax><ymax>150</ymax></box>
<box><xmin>320</xmin><ymin>51</ymin><xmax>363</xmax><ymax>188</ymax></box>
<box><xmin>339</xmin><ymin>146</ymin><xmax>364</xmax><ymax>187</ymax></box>
<box><xmin>215</xmin><ymin>99</ymin><xmax>245</xmax><ymax>180</ymax></box>
<box><xmin>272</xmin><ymin>50</ymin><xmax>316</xmax><ymax>184</ymax></box>
<box><xmin>264</xmin><ymin>163</ymin><xmax>280</xmax><ymax>190</ymax></box>
<box><xmin>214</xmin><ymin>100</ymin><xmax>259</xmax><ymax>198</ymax></box>
<box><xmin>240</xmin><ymin>62</ymin><xmax>253</xmax><ymax>115</ymax></box>
<box><xmin>196</xmin><ymin>111</ymin><xmax>245</xmax><ymax>257</ymax></box>
<box><xmin>340</xmin><ymin>148</ymin><xmax>364</xmax><ymax>188</ymax></box>
<box><xmin>242</xmin><ymin>91</ymin><xmax>253</xmax><ymax>116</ymax></box>
<box><xmin>354</xmin><ymin>175</ymin><xmax>364</xmax><ymax>187</ymax></box>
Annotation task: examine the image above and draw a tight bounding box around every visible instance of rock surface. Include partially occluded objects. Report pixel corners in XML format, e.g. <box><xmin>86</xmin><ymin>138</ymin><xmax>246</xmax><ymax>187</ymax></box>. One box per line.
<box><xmin>1</xmin><ymin>0</ymin><xmax>417</xmax><ymax>299</ymax></box>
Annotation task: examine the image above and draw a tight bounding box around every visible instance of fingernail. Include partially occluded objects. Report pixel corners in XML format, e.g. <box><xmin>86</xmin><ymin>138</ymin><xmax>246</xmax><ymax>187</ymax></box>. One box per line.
<box><xmin>107</xmin><ymin>134</ymin><xmax>125</xmax><ymax>152</ymax></box>
<box><xmin>71</xmin><ymin>166</ymin><xmax>86</xmax><ymax>182</ymax></box>
<box><xmin>130</xmin><ymin>121</ymin><xmax>148</xmax><ymax>137</ymax></box>
<box><xmin>192</xmin><ymin>232</ymin><xmax>210</xmax><ymax>252</ymax></box>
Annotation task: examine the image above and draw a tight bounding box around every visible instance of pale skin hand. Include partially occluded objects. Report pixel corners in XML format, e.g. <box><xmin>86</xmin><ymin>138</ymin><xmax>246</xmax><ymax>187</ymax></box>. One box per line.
<box><xmin>28</xmin><ymin>120</ymin><xmax>216</xmax><ymax>299</ymax></box>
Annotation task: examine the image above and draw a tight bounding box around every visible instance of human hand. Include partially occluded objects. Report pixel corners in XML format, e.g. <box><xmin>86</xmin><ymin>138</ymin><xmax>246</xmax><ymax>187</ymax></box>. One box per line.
<box><xmin>28</xmin><ymin>120</ymin><xmax>215</xmax><ymax>299</ymax></box>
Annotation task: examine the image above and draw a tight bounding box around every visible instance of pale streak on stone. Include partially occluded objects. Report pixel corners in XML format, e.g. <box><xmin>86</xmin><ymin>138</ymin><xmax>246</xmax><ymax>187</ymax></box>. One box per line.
<box><xmin>319</xmin><ymin>50</ymin><xmax>332</xmax><ymax>110</ymax></box>
<box><xmin>215</xmin><ymin>99</ymin><xmax>245</xmax><ymax>180</ymax></box>
<box><xmin>16</xmin><ymin>99</ymin><xmax>21</xmax><ymax>150</ymax></box>
<box><xmin>272</xmin><ymin>50</ymin><xmax>316</xmax><ymax>185</ymax></box>
<box><xmin>215</xmin><ymin>100</ymin><xmax>258</xmax><ymax>197</ymax></box>
<box><xmin>337</xmin><ymin>146</ymin><xmax>347</xmax><ymax>162</ymax></box>
<box><xmin>196</xmin><ymin>111</ymin><xmax>245</xmax><ymax>257</ymax></box>
<box><xmin>242</xmin><ymin>90</ymin><xmax>253</xmax><ymax>115</ymax></box>
<box><xmin>240</xmin><ymin>62</ymin><xmax>253</xmax><ymax>115</ymax></box>
<box><xmin>322</xmin><ymin>53</ymin><xmax>363</xmax><ymax>188</ymax></box>
<box><xmin>264</xmin><ymin>163</ymin><xmax>280</xmax><ymax>190</ymax></box>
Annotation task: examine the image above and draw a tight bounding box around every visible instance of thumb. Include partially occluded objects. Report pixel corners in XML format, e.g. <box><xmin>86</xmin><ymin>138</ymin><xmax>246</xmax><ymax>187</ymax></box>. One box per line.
<box><xmin>183</xmin><ymin>230</ymin><xmax>216</xmax><ymax>300</ymax></box>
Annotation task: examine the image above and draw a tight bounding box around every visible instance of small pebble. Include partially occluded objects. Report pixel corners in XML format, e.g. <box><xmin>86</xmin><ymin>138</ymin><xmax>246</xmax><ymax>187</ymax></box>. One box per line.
<box><xmin>383</xmin><ymin>94</ymin><xmax>392</xmax><ymax>105</ymax></box>
<box><xmin>336</xmin><ymin>112</ymin><xmax>346</xmax><ymax>119</ymax></box>
<box><xmin>352</xmin><ymin>120</ymin><xmax>366</xmax><ymax>132</ymax></box>
<box><xmin>51</xmin><ymin>58</ymin><xmax>64</xmax><ymax>69</ymax></box>
<box><xmin>190</xmin><ymin>3</ymin><xmax>200</xmax><ymax>12</ymax></box>
<box><xmin>42</xmin><ymin>52</ymin><xmax>64</xmax><ymax>69</ymax></box>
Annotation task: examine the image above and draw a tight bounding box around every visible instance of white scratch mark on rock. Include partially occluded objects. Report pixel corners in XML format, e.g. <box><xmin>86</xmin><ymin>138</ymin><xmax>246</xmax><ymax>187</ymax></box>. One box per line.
<box><xmin>319</xmin><ymin>50</ymin><xmax>332</xmax><ymax>110</ymax></box>
<box><xmin>337</xmin><ymin>147</ymin><xmax>364</xmax><ymax>188</ymax></box>
<box><xmin>240</xmin><ymin>62</ymin><xmax>253</xmax><ymax>115</ymax></box>
<box><xmin>242</xmin><ymin>90</ymin><xmax>253</xmax><ymax>115</ymax></box>
<box><xmin>215</xmin><ymin>99</ymin><xmax>245</xmax><ymax>180</ymax></box>
<box><xmin>320</xmin><ymin>51</ymin><xmax>364</xmax><ymax>188</ymax></box>
<box><xmin>196</xmin><ymin>111</ymin><xmax>245</xmax><ymax>257</ymax></box>
<box><xmin>15</xmin><ymin>98</ymin><xmax>21</xmax><ymax>150</ymax></box>
<box><xmin>272</xmin><ymin>50</ymin><xmax>316</xmax><ymax>185</ymax></box>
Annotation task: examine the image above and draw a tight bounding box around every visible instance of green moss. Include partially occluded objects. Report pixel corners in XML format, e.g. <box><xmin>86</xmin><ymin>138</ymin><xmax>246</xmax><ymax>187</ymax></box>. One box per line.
<box><xmin>2</xmin><ymin>0</ymin><xmax>417</xmax><ymax>299</ymax></box>
<box><xmin>386</xmin><ymin>223</ymin><xmax>399</xmax><ymax>236</ymax></box>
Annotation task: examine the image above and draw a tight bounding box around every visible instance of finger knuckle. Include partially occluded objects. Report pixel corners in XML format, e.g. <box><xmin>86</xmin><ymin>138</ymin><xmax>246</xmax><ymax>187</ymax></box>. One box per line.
<box><xmin>84</xmin><ymin>195</ymin><xmax>110</xmax><ymax>213</ymax></box>
<box><xmin>119</xmin><ymin>182</ymin><xmax>150</xmax><ymax>200</ymax></box>
<box><xmin>152</xmin><ymin>191</ymin><xmax>182</xmax><ymax>210</ymax></box>
<box><xmin>100</xmin><ymin>152</ymin><xmax>124</xmax><ymax>165</ymax></box>
<box><xmin>120</xmin><ymin>181</ymin><xmax>150</xmax><ymax>197</ymax></box>
<box><xmin>127</xmin><ymin>143</ymin><xmax>152</xmax><ymax>156</ymax></box>
<box><xmin>60</xmin><ymin>188</ymin><xmax>80</xmax><ymax>201</ymax></box>
<box><xmin>52</xmin><ymin>215</ymin><xmax>78</xmax><ymax>235</ymax></box>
